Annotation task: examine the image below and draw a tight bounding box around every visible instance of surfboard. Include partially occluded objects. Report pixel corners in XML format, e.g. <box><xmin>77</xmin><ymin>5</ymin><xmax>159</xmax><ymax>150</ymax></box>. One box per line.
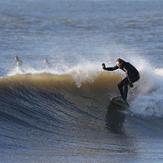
<box><xmin>109</xmin><ymin>96</ymin><xmax>129</xmax><ymax>111</ymax></box>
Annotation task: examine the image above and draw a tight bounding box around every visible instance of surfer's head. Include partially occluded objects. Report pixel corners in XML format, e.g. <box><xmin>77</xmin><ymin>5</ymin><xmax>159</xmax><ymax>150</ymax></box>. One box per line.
<box><xmin>116</xmin><ymin>58</ymin><xmax>125</xmax><ymax>68</ymax></box>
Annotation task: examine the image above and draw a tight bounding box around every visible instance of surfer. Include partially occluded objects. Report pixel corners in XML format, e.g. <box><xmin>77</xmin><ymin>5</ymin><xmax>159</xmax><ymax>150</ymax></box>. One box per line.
<box><xmin>15</xmin><ymin>56</ymin><xmax>23</xmax><ymax>67</ymax></box>
<box><xmin>43</xmin><ymin>58</ymin><xmax>50</xmax><ymax>68</ymax></box>
<box><xmin>14</xmin><ymin>55</ymin><xmax>24</xmax><ymax>73</ymax></box>
<box><xmin>102</xmin><ymin>58</ymin><xmax>140</xmax><ymax>102</ymax></box>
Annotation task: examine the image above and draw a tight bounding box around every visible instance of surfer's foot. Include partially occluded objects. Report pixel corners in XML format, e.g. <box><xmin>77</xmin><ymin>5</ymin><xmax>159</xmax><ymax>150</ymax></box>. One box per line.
<box><xmin>126</xmin><ymin>101</ymin><xmax>129</xmax><ymax>106</ymax></box>
<box><xmin>124</xmin><ymin>100</ymin><xmax>129</xmax><ymax>106</ymax></box>
<box><xmin>122</xmin><ymin>98</ymin><xmax>129</xmax><ymax>105</ymax></box>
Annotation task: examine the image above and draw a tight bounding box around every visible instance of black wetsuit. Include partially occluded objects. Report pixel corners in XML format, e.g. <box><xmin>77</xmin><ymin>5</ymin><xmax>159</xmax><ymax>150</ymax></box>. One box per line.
<box><xmin>104</xmin><ymin>62</ymin><xmax>140</xmax><ymax>101</ymax></box>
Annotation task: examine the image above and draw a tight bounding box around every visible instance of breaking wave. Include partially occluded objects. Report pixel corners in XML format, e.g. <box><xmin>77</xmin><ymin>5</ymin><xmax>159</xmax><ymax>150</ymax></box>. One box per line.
<box><xmin>0</xmin><ymin>63</ymin><xmax>163</xmax><ymax>120</ymax></box>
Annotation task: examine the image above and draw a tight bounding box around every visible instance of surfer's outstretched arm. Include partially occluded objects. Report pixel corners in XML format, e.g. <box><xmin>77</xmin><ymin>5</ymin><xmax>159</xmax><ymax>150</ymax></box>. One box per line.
<box><xmin>102</xmin><ymin>63</ymin><xmax>118</xmax><ymax>71</ymax></box>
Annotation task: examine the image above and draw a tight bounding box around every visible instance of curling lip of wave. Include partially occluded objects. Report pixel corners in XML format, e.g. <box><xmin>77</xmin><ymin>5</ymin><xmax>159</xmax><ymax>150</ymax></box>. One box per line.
<box><xmin>0</xmin><ymin>72</ymin><xmax>122</xmax><ymax>90</ymax></box>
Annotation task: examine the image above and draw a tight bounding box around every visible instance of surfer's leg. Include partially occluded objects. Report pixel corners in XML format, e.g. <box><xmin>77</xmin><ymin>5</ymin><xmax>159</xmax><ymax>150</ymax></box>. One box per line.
<box><xmin>118</xmin><ymin>78</ymin><xmax>129</xmax><ymax>101</ymax></box>
<box><xmin>118</xmin><ymin>79</ymin><xmax>125</xmax><ymax>100</ymax></box>
<box><xmin>118</xmin><ymin>82</ymin><xmax>123</xmax><ymax>98</ymax></box>
<box><xmin>123</xmin><ymin>78</ymin><xmax>129</xmax><ymax>101</ymax></box>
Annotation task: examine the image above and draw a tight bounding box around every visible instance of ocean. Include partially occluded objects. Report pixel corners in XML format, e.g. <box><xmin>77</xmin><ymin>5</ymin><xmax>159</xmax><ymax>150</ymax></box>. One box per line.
<box><xmin>0</xmin><ymin>0</ymin><xmax>163</xmax><ymax>162</ymax></box>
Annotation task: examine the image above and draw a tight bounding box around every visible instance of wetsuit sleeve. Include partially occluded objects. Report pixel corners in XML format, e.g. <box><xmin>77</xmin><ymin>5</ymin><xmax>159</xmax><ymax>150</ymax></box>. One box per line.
<box><xmin>104</xmin><ymin>65</ymin><xmax>119</xmax><ymax>71</ymax></box>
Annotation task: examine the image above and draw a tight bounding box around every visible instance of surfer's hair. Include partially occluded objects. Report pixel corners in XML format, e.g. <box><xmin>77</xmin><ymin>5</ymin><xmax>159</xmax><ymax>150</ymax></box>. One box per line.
<box><xmin>116</xmin><ymin>58</ymin><xmax>125</xmax><ymax>64</ymax></box>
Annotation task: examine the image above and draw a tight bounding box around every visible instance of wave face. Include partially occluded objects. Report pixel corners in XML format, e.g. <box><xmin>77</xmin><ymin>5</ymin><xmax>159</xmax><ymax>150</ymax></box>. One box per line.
<box><xmin>0</xmin><ymin>69</ymin><xmax>163</xmax><ymax>163</ymax></box>
<box><xmin>0</xmin><ymin>72</ymin><xmax>126</xmax><ymax>160</ymax></box>
<box><xmin>0</xmin><ymin>72</ymin><xmax>120</xmax><ymax>130</ymax></box>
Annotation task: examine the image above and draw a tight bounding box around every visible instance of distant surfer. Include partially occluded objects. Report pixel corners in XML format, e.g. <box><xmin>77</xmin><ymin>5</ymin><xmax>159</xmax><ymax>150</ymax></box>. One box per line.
<box><xmin>102</xmin><ymin>58</ymin><xmax>140</xmax><ymax>102</ymax></box>
<box><xmin>15</xmin><ymin>56</ymin><xmax>23</xmax><ymax>67</ymax></box>
<box><xmin>43</xmin><ymin>58</ymin><xmax>50</xmax><ymax>69</ymax></box>
<box><xmin>14</xmin><ymin>55</ymin><xmax>24</xmax><ymax>73</ymax></box>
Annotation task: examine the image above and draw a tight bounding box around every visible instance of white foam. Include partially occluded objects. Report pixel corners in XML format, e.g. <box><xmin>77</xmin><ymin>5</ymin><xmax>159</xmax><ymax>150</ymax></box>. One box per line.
<box><xmin>154</xmin><ymin>68</ymin><xmax>163</xmax><ymax>77</ymax></box>
<box><xmin>130</xmin><ymin>67</ymin><xmax>163</xmax><ymax>117</ymax></box>
<box><xmin>7</xmin><ymin>62</ymin><xmax>102</xmax><ymax>88</ymax></box>
<box><xmin>68</xmin><ymin>63</ymin><xmax>100</xmax><ymax>87</ymax></box>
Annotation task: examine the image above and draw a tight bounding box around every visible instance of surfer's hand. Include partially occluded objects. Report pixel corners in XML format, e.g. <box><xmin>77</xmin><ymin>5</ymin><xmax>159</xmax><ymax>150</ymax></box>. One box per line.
<box><xmin>102</xmin><ymin>63</ymin><xmax>106</xmax><ymax>69</ymax></box>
